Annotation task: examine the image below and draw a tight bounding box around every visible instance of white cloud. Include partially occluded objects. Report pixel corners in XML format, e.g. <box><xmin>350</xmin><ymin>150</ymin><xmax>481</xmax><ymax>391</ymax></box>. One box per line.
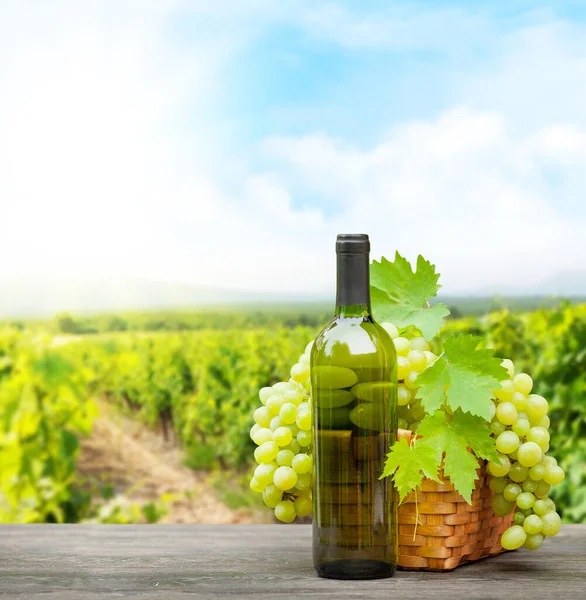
<box><xmin>262</xmin><ymin>106</ymin><xmax>586</xmax><ymax>293</ymax></box>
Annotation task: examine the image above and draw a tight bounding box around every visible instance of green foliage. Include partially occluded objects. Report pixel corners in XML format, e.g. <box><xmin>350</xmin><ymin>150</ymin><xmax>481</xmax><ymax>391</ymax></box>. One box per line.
<box><xmin>381</xmin><ymin>438</ymin><xmax>440</xmax><ymax>501</ymax></box>
<box><xmin>416</xmin><ymin>334</ymin><xmax>509</xmax><ymax>419</ymax></box>
<box><xmin>3</xmin><ymin>296</ymin><xmax>586</xmax><ymax>524</ymax></box>
<box><xmin>371</xmin><ymin>252</ymin><xmax>450</xmax><ymax>339</ymax></box>
<box><xmin>0</xmin><ymin>330</ymin><xmax>98</xmax><ymax>523</ymax></box>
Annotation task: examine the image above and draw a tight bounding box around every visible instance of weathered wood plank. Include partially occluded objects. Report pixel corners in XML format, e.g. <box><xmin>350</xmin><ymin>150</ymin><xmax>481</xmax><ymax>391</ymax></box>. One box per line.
<box><xmin>0</xmin><ymin>525</ymin><xmax>585</xmax><ymax>599</ymax></box>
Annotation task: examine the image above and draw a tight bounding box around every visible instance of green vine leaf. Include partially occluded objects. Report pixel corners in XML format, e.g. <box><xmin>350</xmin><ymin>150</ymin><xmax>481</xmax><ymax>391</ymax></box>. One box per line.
<box><xmin>415</xmin><ymin>334</ymin><xmax>509</xmax><ymax>420</ymax></box>
<box><xmin>370</xmin><ymin>252</ymin><xmax>450</xmax><ymax>340</ymax></box>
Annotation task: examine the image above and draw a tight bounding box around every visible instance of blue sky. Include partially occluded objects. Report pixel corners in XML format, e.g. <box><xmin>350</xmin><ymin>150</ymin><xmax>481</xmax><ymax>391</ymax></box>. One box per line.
<box><xmin>1</xmin><ymin>0</ymin><xmax>586</xmax><ymax>297</ymax></box>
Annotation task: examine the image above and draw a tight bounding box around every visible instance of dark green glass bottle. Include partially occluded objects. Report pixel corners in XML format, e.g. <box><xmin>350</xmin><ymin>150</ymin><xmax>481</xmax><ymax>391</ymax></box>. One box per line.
<box><xmin>310</xmin><ymin>234</ymin><xmax>398</xmax><ymax>580</ymax></box>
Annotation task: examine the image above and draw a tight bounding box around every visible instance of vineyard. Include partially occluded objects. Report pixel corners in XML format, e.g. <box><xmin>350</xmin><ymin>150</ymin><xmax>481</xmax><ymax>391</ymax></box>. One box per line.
<box><xmin>1</xmin><ymin>303</ymin><xmax>585</xmax><ymax>524</ymax></box>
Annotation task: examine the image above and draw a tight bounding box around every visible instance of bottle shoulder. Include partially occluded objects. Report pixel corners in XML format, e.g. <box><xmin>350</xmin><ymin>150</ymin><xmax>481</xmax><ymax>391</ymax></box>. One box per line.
<box><xmin>312</xmin><ymin>316</ymin><xmax>396</xmax><ymax>365</ymax></box>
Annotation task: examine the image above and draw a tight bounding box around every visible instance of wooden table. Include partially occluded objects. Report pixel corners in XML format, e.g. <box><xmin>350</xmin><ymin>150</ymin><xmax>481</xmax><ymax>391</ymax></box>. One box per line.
<box><xmin>0</xmin><ymin>524</ymin><xmax>584</xmax><ymax>599</ymax></box>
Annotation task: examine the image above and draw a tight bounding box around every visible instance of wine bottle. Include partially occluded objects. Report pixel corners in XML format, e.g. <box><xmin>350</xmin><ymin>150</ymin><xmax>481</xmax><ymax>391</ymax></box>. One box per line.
<box><xmin>311</xmin><ymin>233</ymin><xmax>398</xmax><ymax>580</ymax></box>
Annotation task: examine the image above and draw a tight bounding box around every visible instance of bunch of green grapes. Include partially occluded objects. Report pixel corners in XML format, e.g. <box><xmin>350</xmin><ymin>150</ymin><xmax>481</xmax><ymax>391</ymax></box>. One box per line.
<box><xmin>380</xmin><ymin>322</ymin><xmax>437</xmax><ymax>433</ymax></box>
<box><xmin>487</xmin><ymin>360</ymin><xmax>565</xmax><ymax>551</ymax></box>
<box><xmin>249</xmin><ymin>341</ymin><xmax>314</xmax><ymax>523</ymax></box>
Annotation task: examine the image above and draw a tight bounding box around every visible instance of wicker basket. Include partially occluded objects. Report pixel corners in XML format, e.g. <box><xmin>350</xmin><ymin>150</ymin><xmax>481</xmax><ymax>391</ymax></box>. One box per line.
<box><xmin>397</xmin><ymin>462</ymin><xmax>514</xmax><ymax>571</ymax></box>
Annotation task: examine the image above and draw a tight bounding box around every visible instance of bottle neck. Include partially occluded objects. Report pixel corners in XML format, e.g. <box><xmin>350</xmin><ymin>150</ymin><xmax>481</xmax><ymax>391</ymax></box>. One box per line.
<box><xmin>335</xmin><ymin>252</ymin><xmax>371</xmax><ymax>317</ymax></box>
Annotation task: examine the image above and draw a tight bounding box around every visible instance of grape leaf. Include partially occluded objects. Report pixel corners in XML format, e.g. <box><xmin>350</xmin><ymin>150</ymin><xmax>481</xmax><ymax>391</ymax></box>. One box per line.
<box><xmin>417</xmin><ymin>410</ymin><xmax>499</xmax><ymax>503</ymax></box>
<box><xmin>370</xmin><ymin>252</ymin><xmax>450</xmax><ymax>340</ymax></box>
<box><xmin>380</xmin><ymin>438</ymin><xmax>441</xmax><ymax>501</ymax></box>
<box><xmin>415</xmin><ymin>334</ymin><xmax>509</xmax><ymax>420</ymax></box>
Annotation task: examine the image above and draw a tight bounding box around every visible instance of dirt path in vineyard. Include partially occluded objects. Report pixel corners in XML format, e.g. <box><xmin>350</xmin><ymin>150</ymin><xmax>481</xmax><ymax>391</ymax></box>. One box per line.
<box><xmin>76</xmin><ymin>401</ymin><xmax>270</xmax><ymax>524</ymax></box>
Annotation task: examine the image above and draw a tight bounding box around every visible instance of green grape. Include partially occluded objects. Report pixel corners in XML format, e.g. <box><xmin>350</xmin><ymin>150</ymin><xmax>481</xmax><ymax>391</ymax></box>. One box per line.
<box><xmin>253</xmin><ymin>407</ymin><xmax>272</xmax><ymax>428</ymax></box>
<box><xmin>528</xmin><ymin>464</ymin><xmax>545</xmax><ymax>481</ymax></box>
<box><xmin>527</xmin><ymin>427</ymin><xmax>550</xmax><ymax>449</ymax></box>
<box><xmin>393</xmin><ymin>337</ymin><xmax>412</xmax><ymax>356</ymax></box>
<box><xmin>254</xmin><ymin>441</ymin><xmax>279</xmax><ymax>464</ymax></box>
<box><xmin>496</xmin><ymin>402</ymin><xmax>517</xmax><ymax>425</ymax></box>
<box><xmin>254</xmin><ymin>462</ymin><xmax>277</xmax><ymax>486</ymax></box>
<box><xmin>276</xmin><ymin>449</ymin><xmax>295</xmax><ymax>467</ymax></box>
<box><xmin>488</xmin><ymin>400</ymin><xmax>497</xmax><ymax>421</ymax></box>
<box><xmin>297</xmin><ymin>401</ymin><xmax>310</xmax><ymax>414</ymax></box>
<box><xmin>541</xmin><ymin>512</ymin><xmax>561</xmax><ymax>536</ymax></box>
<box><xmin>516</xmin><ymin>492</ymin><xmax>536</xmax><ymax>510</ymax></box>
<box><xmin>513</xmin><ymin>373</ymin><xmax>533</xmax><ymax>395</ymax></box>
<box><xmin>284</xmin><ymin>389</ymin><xmax>304</xmax><ymax>406</ymax></box>
<box><xmin>534</xmin><ymin>480</ymin><xmax>551</xmax><ymax>498</ymax></box>
<box><xmin>511</xmin><ymin>392</ymin><xmax>527</xmax><ymax>411</ymax></box>
<box><xmin>262</xmin><ymin>484</ymin><xmax>282</xmax><ymax>508</ymax></box>
<box><xmin>295</xmin><ymin>472</ymin><xmax>311</xmax><ymax>491</ymax></box>
<box><xmin>538</xmin><ymin>415</ymin><xmax>550</xmax><ymax>429</ymax></box>
<box><xmin>294</xmin><ymin>495</ymin><xmax>312</xmax><ymax>517</ymax></box>
<box><xmin>290</xmin><ymin>362</ymin><xmax>310</xmax><ymax>384</ymax></box>
<box><xmin>407</xmin><ymin>350</ymin><xmax>426</xmax><ymax>370</ymax></box>
<box><xmin>286</xmin><ymin>440</ymin><xmax>301</xmax><ymax>454</ymax></box>
<box><xmin>397</xmin><ymin>384</ymin><xmax>412</xmax><ymax>407</ymax></box>
<box><xmin>397</xmin><ymin>356</ymin><xmax>411</xmax><ymax>380</ymax></box>
<box><xmin>279</xmin><ymin>402</ymin><xmax>298</xmax><ymax>425</ymax></box>
<box><xmin>250</xmin><ymin>423</ymin><xmax>261</xmax><ymax>440</ymax></box>
<box><xmin>501</xmin><ymin>525</ymin><xmax>527</xmax><ymax>550</ymax></box>
<box><xmin>312</xmin><ymin>365</ymin><xmax>357</xmax><ymax>389</ymax></box>
<box><xmin>543</xmin><ymin>498</ymin><xmax>556</xmax><ymax>513</ymax></box>
<box><xmin>524</xmin><ymin>533</ymin><xmax>545</xmax><ymax>550</ymax></box>
<box><xmin>305</xmin><ymin>340</ymin><xmax>315</xmax><ymax>354</ymax></box>
<box><xmin>266</xmin><ymin>394</ymin><xmax>286</xmax><ymax>417</ymax></box>
<box><xmin>249</xmin><ymin>477</ymin><xmax>264</xmax><ymax>493</ymax></box>
<box><xmin>273</xmin><ymin>466</ymin><xmax>298</xmax><ymax>491</ymax></box>
<box><xmin>398</xmin><ymin>418</ymin><xmax>409</xmax><ymax>429</ymax></box>
<box><xmin>423</xmin><ymin>351</ymin><xmax>437</xmax><ymax>367</ymax></box>
<box><xmin>503</xmin><ymin>483</ymin><xmax>522</xmax><ymax>502</ymax></box>
<box><xmin>513</xmin><ymin>511</ymin><xmax>526</xmax><ymax>526</ymax></box>
<box><xmin>411</xmin><ymin>402</ymin><xmax>426</xmax><ymax>421</ymax></box>
<box><xmin>274</xmin><ymin>382</ymin><xmax>295</xmax><ymax>393</ymax></box>
<box><xmin>292</xmin><ymin>453</ymin><xmax>312</xmax><ymax>474</ymax></box>
<box><xmin>405</xmin><ymin>370</ymin><xmax>421</xmax><ymax>390</ymax></box>
<box><xmin>312</xmin><ymin>389</ymin><xmax>352</xmax><ymax>409</ymax></box>
<box><xmin>512</xmin><ymin>418</ymin><xmax>531</xmax><ymax>438</ymax></box>
<box><xmin>491</xmin><ymin>420</ymin><xmax>507</xmax><ymax>436</ymax></box>
<box><xmin>380</xmin><ymin>322</ymin><xmax>399</xmax><ymax>339</ymax></box>
<box><xmin>253</xmin><ymin>427</ymin><xmax>274</xmax><ymax>446</ymax></box>
<box><xmin>410</xmin><ymin>337</ymin><xmax>430</xmax><ymax>352</ymax></box>
<box><xmin>496</xmin><ymin>430</ymin><xmax>520</xmax><ymax>454</ymax></box>
<box><xmin>411</xmin><ymin>421</ymin><xmax>420</xmax><ymax>432</ymax></box>
<box><xmin>543</xmin><ymin>464</ymin><xmax>565</xmax><ymax>485</ymax></box>
<box><xmin>517</xmin><ymin>442</ymin><xmax>543</xmax><ymax>468</ymax></box>
<box><xmin>508</xmin><ymin>448</ymin><xmax>518</xmax><ymax>461</ymax></box>
<box><xmin>526</xmin><ymin>394</ymin><xmax>548</xmax><ymax>423</ymax></box>
<box><xmin>273</xmin><ymin>426</ymin><xmax>293</xmax><ymax>447</ymax></box>
<box><xmin>508</xmin><ymin>462</ymin><xmax>529</xmax><ymax>483</ymax></box>
<box><xmin>487</xmin><ymin>454</ymin><xmax>511</xmax><ymax>477</ymax></box>
<box><xmin>296</xmin><ymin>410</ymin><xmax>311</xmax><ymax>431</ymax></box>
<box><xmin>270</xmin><ymin>416</ymin><xmax>282</xmax><ymax>431</ymax></box>
<box><xmin>533</xmin><ymin>499</ymin><xmax>551</xmax><ymax>516</ymax></box>
<box><xmin>297</xmin><ymin>431</ymin><xmax>311</xmax><ymax>447</ymax></box>
<box><xmin>523</xmin><ymin>514</ymin><xmax>543</xmax><ymax>535</ymax></box>
<box><xmin>494</xmin><ymin>380</ymin><xmax>515</xmax><ymax>402</ymax></box>
<box><xmin>501</xmin><ymin>359</ymin><xmax>515</xmax><ymax>379</ymax></box>
<box><xmin>541</xmin><ymin>455</ymin><xmax>557</xmax><ymax>467</ymax></box>
<box><xmin>522</xmin><ymin>478</ymin><xmax>538</xmax><ymax>493</ymax></box>
<box><xmin>259</xmin><ymin>386</ymin><xmax>275</xmax><ymax>405</ymax></box>
<box><xmin>492</xmin><ymin>494</ymin><xmax>515</xmax><ymax>517</ymax></box>
<box><xmin>489</xmin><ymin>477</ymin><xmax>508</xmax><ymax>494</ymax></box>
<box><xmin>275</xmin><ymin>500</ymin><xmax>296</xmax><ymax>523</ymax></box>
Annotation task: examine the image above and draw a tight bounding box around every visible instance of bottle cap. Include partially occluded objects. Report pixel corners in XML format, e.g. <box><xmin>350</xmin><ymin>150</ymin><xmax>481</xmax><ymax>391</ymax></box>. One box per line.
<box><xmin>336</xmin><ymin>233</ymin><xmax>370</xmax><ymax>254</ymax></box>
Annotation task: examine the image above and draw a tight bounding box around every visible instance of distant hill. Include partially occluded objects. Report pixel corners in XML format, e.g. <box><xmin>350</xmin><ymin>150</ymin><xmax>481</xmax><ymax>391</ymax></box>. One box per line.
<box><xmin>0</xmin><ymin>277</ymin><xmax>328</xmax><ymax>318</ymax></box>
<box><xmin>1</xmin><ymin>269</ymin><xmax>586</xmax><ymax>319</ymax></box>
